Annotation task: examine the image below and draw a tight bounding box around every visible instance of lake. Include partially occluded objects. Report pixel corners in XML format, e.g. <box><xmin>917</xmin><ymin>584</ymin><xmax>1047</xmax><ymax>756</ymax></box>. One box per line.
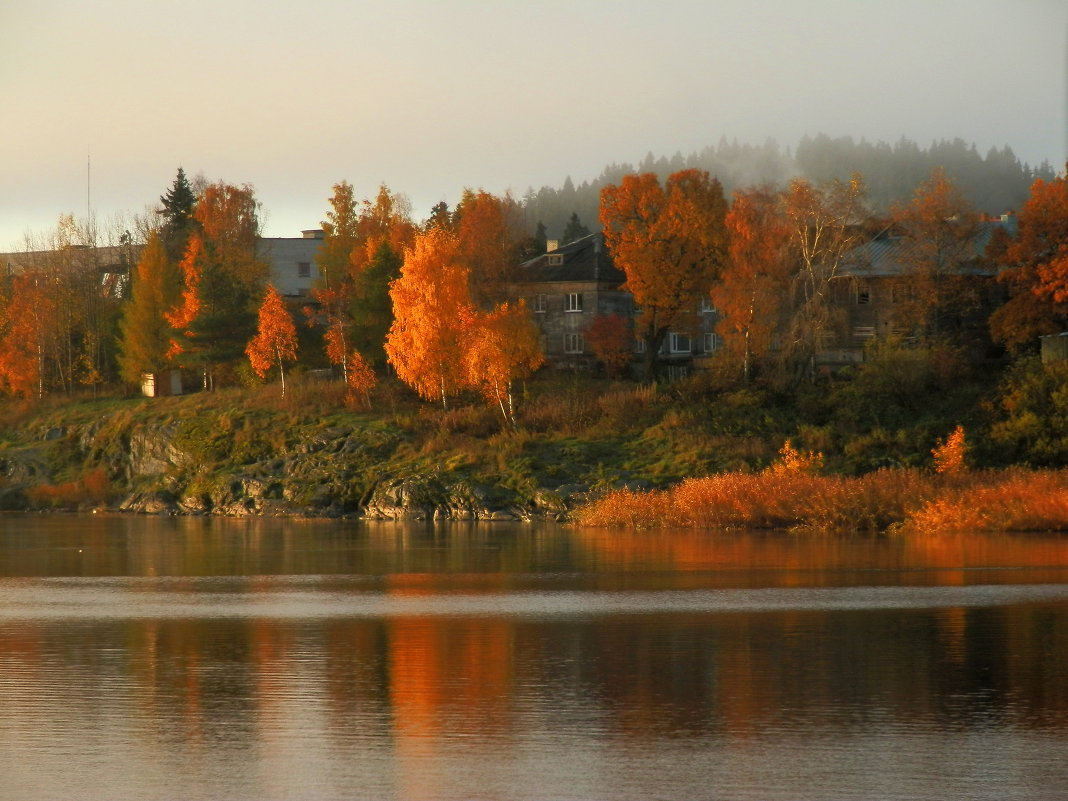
<box><xmin>1</xmin><ymin>515</ymin><xmax>1067</xmax><ymax>800</ymax></box>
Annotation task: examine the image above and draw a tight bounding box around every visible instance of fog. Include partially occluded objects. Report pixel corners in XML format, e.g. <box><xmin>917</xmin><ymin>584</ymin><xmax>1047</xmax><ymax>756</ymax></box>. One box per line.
<box><xmin>1</xmin><ymin>0</ymin><xmax>1065</xmax><ymax>247</ymax></box>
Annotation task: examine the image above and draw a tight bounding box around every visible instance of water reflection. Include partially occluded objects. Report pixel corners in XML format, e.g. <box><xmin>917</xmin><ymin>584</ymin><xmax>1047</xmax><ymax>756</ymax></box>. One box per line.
<box><xmin>0</xmin><ymin>517</ymin><xmax>1067</xmax><ymax>799</ymax></box>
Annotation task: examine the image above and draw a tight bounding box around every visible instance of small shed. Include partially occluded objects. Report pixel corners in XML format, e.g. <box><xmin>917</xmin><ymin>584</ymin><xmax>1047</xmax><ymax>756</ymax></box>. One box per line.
<box><xmin>141</xmin><ymin>370</ymin><xmax>183</xmax><ymax>397</ymax></box>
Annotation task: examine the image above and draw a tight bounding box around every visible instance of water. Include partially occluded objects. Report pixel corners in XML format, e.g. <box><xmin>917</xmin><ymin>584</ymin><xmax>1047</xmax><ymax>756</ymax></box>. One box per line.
<box><xmin>1</xmin><ymin>516</ymin><xmax>1067</xmax><ymax>800</ymax></box>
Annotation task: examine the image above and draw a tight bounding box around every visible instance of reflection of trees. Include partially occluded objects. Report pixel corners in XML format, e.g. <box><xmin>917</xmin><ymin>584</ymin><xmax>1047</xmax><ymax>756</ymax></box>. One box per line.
<box><xmin>1</xmin><ymin>526</ymin><xmax>1068</xmax><ymax>788</ymax></box>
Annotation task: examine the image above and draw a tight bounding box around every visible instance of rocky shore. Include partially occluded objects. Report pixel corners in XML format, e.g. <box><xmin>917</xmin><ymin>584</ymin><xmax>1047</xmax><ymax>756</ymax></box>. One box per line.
<box><xmin>0</xmin><ymin>419</ymin><xmax>606</xmax><ymax>521</ymax></box>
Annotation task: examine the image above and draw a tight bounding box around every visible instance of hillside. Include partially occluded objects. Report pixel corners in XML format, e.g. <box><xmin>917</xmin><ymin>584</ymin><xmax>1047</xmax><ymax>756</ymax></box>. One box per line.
<box><xmin>1</xmin><ymin>352</ymin><xmax>1044</xmax><ymax>521</ymax></box>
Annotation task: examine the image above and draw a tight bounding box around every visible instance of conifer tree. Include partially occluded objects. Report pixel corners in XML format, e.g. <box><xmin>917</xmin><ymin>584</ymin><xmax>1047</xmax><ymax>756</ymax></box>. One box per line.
<box><xmin>159</xmin><ymin>167</ymin><xmax>198</xmax><ymax>262</ymax></box>
<box><xmin>561</xmin><ymin>212</ymin><xmax>591</xmax><ymax>245</ymax></box>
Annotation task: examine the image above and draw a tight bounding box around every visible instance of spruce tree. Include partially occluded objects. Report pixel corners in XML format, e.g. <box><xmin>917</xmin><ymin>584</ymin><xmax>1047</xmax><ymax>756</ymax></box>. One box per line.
<box><xmin>561</xmin><ymin>212</ymin><xmax>591</xmax><ymax>245</ymax></box>
<box><xmin>159</xmin><ymin>167</ymin><xmax>197</xmax><ymax>261</ymax></box>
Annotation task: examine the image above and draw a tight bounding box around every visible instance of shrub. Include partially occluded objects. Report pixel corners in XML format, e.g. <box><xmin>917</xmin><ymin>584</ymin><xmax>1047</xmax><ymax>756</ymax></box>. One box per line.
<box><xmin>26</xmin><ymin>466</ymin><xmax>110</xmax><ymax>509</ymax></box>
<box><xmin>932</xmin><ymin>425</ymin><xmax>967</xmax><ymax>474</ymax></box>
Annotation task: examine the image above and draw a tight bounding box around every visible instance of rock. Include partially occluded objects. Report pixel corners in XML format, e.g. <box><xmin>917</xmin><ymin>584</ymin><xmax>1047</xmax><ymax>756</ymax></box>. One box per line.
<box><xmin>127</xmin><ymin>425</ymin><xmax>182</xmax><ymax>478</ymax></box>
<box><xmin>119</xmin><ymin>490</ymin><xmax>178</xmax><ymax>515</ymax></box>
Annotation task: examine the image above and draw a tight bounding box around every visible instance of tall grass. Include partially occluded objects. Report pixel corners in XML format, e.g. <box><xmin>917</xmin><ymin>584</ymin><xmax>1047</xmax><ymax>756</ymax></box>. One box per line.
<box><xmin>574</xmin><ymin>468</ymin><xmax>1068</xmax><ymax>533</ymax></box>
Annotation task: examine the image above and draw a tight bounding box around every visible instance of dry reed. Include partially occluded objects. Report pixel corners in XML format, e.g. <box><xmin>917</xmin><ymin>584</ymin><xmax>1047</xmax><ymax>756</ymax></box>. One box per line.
<box><xmin>574</xmin><ymin>467</ymin><xmax>1068</xmax><ymax>533</ymax></box>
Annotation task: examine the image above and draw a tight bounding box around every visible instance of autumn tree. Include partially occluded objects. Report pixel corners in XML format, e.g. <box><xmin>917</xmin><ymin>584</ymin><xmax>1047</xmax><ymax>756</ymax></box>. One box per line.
<box><xmin>117</xmin><ymin>232</ymin><xmax>182</xmax><ymax>384</ymax></box>
<box><xmin>352</xmin><ymin>183</ymin><xmax>416</xmax><ymax>269</ymax></box>
<box><xmin>600</xmin><ymin>169</ymin><xmax>728</xmax><ymax>378</ymax></box>
<box><xmin>989</xmin><ymin>171</ymin><xmax>1068</xmax><ymax>352</ymax></box>
<box><xmin>586</xmin><ymin>313</ymin><xmax>633</xmax><ymax>378</ymax></box>
<box><xmin>781</xmin><ymin>174</ymin><xmax>868</xmax><ymax>380</ymax></box>
<box><xmin>385</xmin><ymin>228</ymin><xmax>474</xmax><ymax>408</ymax></box>
<box><xmin>454</xmin><ymin>189</ymin><xmax>525</xmax><ymax>307</ymax></box>
<box><xmin>890</xmin><ymin>167</ymin><xmax>982</xmax><ymax>341</ymax></box>
<box><xmin>313</xmin><ymin>181</ymin><xmax>360</xmax><ymax>382</ymax></box>
<box><xmin>344</xmin><ymin>350</ymin><xmax>376</xmax><ymax>409</ymax></box>
<box><xmin>246</xmin><ymin>283</ymin><xmax>298</xmax><ymax>397</ymax></box>
<box><xmin>713</xmin><ymin>186</ymin><xmax>793</xmax><ymax>381</ymax></box>
<box><xmin>463</xmin><ymin>301</ymin><xmax>544</xmax><ymax>426</ymax></box>
<box><xmin>0</xmin><ymin>273</ymin><xmax>54</xmax><ymax>398</ymax></box>
<box><xmin>166</xmin><ymin>182</ymin><xmax>268</xmax><ymax>389</ymax></box>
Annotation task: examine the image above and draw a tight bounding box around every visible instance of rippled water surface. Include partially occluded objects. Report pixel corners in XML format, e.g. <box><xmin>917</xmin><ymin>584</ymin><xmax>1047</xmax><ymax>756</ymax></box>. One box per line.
<box><xmin>1</xmin><ymin>516</ymin><xmax>1067</xmax><ymax>800</ymax></box>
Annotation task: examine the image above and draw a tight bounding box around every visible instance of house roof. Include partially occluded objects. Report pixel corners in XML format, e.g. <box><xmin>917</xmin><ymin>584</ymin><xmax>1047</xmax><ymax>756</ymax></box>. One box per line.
<box><xmin>842</xmin><ymin>219</ymin><xmax>1013</xmax><ymax>279</ymax></box>
<box><xmin>515</xmin><ymin>233</ymin><xmax>626</xmax><ymax>285</ymax></box>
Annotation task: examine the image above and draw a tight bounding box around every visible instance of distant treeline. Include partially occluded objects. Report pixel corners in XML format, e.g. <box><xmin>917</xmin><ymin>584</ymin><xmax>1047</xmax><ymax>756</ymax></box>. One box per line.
<box><xmin>520</xmin><ymin>134</ymin><xmax>1058</xmax><ymax>239</ymax></box>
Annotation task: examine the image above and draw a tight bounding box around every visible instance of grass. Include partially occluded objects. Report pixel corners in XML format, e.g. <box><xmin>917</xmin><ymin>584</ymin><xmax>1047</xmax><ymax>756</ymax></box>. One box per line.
<box><xmin>3</xmin><ymin>368</ymin><xmax>1065</xmax><ymax>527</ymax></box>
<box><xmin>574</xmin><ymin>467</ymin><xmax>1068</xmax><ymax>533</ymax></box>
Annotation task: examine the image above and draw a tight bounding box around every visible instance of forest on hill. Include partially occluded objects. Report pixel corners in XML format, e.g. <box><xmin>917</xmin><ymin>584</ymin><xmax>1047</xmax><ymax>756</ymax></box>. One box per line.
<box><xmin>520</xmin><ymin>134</ymin><xmax>1057</xmax><ymax>239</ymax></box>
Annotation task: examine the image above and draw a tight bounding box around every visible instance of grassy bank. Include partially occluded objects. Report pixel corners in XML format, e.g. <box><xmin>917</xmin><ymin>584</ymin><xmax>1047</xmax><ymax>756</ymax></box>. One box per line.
<box><xmin>0</xmin><ymin>360</ymin><xmax>1063</xmax><ymax>523</ymax></box>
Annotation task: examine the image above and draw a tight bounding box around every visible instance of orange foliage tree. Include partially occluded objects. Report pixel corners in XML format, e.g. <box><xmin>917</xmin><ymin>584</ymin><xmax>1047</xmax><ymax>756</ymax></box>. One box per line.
<box><xmin>312</xmin><ymin>181</ymin><xmax>360</xmax><ymax>382</ymax></box>
<box><xmin>600</xmin><ymin>169</ymin><xmax>728</xmax><ymax>378</ymax></box>
<box><xmin>463</xmin><ymin>301</ymin><xmax>544</xmax><ymax>426</ymax></box>
<box><xmin>246</xmin><ymin>283</ymin><xmax>298</xmax><ymax>397</ymax></box>
<box><xmin>585</xmin><ymin>313</ymin><xmax>633</xmax><ymax>378</ymax></box>
<box><xmin>344</xmin><ymin>350</ymin><xmax>376</xmax><ymax>409</ymax></box>
<box><xmin>385</xmin><ymin>228</ymin><xmax>475</xmax><ymax>408</ymax></box>
<box><xmin>932</xmin><ymin>425</ymin><xmax>967</xmax><ymax>474</ymax></box>
<box><xmin>313</xmin><ymin>182</ymin><xmax>414</xmax><ymax>377</ymax></box>
<box><xmin>713</xmin><ymin>187</ymin><xmax>793</xmax><ymax>381</ymax></box>
<box><xmin>890</xmin><ymin>167</ymin><xmax>982</xmax><ymax>341</ymax></box>
<box><xmin>989</xmin><ymin>172</ymin><xmax>1068</xmax><ymax>352</ymax></box>
<box><xmin>167</xmin><ymin>182</ymin><xmax>267</xmax><ymax>389</ymax></box>
<box><xmin>454</xmin><ymin>189</ymin><xmax>525</xmax><ymax>307</ymax></box>
<box><xmin>0</xmin><ymin>273</ymin><xmax>54</xmax><ymax>398</ymax></box>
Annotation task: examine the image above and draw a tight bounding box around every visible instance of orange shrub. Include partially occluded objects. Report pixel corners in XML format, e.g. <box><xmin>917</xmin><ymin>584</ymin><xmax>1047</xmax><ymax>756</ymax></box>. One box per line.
<box><xmin>26</xmin><ymin>466</ymin><xmax>110</xmax><ymax>509</ymax></box>
<box><xmin>932</xmin><ymin>425</ymin><xmax>967</xmax><ymax>474</ymax></box>
<box><xmin>574</xmin><ymin>467</ymin><xmax>1068</xmax><ymax>533</ymax></box>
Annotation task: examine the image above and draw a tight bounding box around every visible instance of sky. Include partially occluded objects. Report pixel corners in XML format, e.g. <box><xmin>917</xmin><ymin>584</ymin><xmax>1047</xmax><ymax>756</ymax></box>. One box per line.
<box><xmin>2</xmin><ymin>0</ymin><xmax>1066</xmax><ymax>250</ymax></box>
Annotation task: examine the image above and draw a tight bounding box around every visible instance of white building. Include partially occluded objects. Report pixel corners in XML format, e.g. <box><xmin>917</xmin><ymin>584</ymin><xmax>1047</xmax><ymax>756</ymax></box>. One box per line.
<box><xmin>256</xmin><ymin>229</ymin><xmax>324</xmax><ymax>297</ymax></box>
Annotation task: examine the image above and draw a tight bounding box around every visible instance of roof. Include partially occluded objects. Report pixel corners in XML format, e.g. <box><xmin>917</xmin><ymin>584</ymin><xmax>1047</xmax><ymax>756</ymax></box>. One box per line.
<box><xmin>842</xmin><ymin>220</ymin><xmax>1012</xmax><ymax>279</ymax></box>
<box><xmin>515</xmin><ymin>233</ymin><xmax>626</xmax><ymax>285</ymax></box>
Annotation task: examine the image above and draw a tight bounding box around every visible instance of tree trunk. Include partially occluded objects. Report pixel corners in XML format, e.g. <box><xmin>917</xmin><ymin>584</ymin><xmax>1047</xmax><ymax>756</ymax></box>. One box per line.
<box><xmin>276</xmin><ymin>345</ymin><xmax>286</xmax><ymax>398</ymax></box>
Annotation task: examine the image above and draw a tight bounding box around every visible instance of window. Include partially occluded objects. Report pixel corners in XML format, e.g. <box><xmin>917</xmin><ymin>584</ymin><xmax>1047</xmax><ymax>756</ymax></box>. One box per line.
<box><xmin>564</xmin><ymin>332</ymin><xmax>584</xmax><ymax>354</ymax></box>
<box><xmin>532</xmin><ymin>293</ymin><xmax>546</xmax><ymax>313</ymax></box>
<box><xmin>634</xmin><ymin>338</ymin><xmax>646</xmax><ymax>354</ymax></box>
<box><xmin>703</xmin><ymin>332</ymin><xmax>722</xmax><ymax>353</ymax></box>
<box><xmin>856</xmin><ymin>284</ymin><xmax>871</xmax><ymax>304</ymax></box>
<box><xmin>547</xmin><ymin>253</ymin><xmax>564</xmax><ymax>266</ymax></box>
<box><xmin>669</xmin><ymin>333</ymin><xmax>691</xmax><ymax>353</ymax></box>
<box><xmin>298</xmin><ymin>261</ymin><xmax>311</xmax><ymax>278</ymax></box>
<box><xmin>852</xmin><ymin>326</ymin><xmax>876</xmax><ymax>342</ymax></box>
<box><xmin>565</xmin><ymin>292</ymin><xmax>583</xmax><ymax>312</ymax></box>
<box><xmin>700</xmin><ymin>297</ymin><xmax>716</xmax><ymax>313</ymax></box>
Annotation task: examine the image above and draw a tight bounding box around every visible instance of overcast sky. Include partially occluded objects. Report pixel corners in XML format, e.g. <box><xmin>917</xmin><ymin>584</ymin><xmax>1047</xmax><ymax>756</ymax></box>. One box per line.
<box><xmin>2</xmin><ymin>0</ymin><xmax>1066</xmax><ymax>250</ymax></box>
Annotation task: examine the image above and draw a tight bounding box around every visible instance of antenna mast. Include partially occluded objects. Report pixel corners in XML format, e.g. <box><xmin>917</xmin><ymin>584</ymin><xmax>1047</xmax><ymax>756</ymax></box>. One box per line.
<box><xmin>87</xmin><ymin>147</ymin><xmax>94</xmax><ymax>246</ymax></box>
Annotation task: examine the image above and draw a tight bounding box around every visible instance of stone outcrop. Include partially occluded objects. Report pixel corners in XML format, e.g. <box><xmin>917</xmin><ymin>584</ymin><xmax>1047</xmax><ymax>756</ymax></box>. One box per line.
<box><xmin>0</xmin><ymin>415</ymin><xmax>592</xmax><ymax>520</ymax></box>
